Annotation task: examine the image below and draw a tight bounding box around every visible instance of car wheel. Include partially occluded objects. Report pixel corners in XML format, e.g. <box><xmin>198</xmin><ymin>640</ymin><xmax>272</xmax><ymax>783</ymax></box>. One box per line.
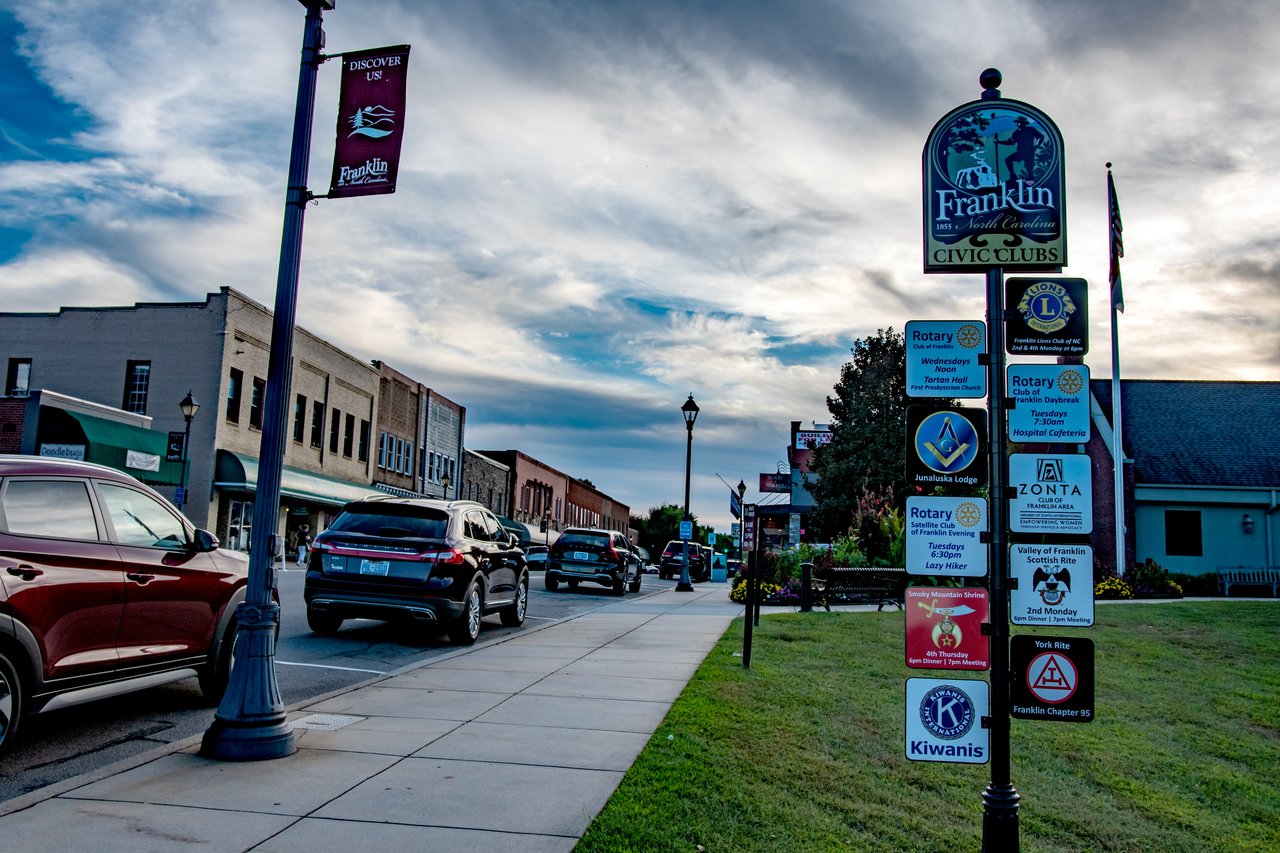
<box><xmin>449</xmin><ymin>581</ymin><xmax>483</xmax><ymax>645</ymax></box>
<box><xmin>629</xmin><ymin>573</ymin><xmax>642</xmax><ymax>593</ymax></box>
<box><xmin>0</xmin><ymin>651</ymin><xmax>24</xmax><ymax>759</ymax></box>
<box><xmin>545</xmin><ymin>574</ymin><xmax>559</xmax><ymax>592</ymax></box>
<box><xmin>198</xmin><ymin>620</ymin><xmax>238</xmax><ymax>705</ymax></box>
<box><xmin>611</xmin><ymin>574</ymin><xmax>626</xmax><ymax>596</ymax></box>
<box><xmin>501</xmin><ymin>574</ymin><xmax>529</xmax><ymax>627</ymax></box>
<box><xmin>307</xmin><ymin>605</ymin><xmax>343</xmax><ymax>636</ymax></box>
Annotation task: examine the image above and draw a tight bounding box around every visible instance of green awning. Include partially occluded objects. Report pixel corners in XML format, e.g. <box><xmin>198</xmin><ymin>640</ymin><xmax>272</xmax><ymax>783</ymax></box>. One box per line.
<box><xmin>214</xmin><ymin>450</ymin><xmax>383</xmax><ymax>507</ymax></box>
<box><xmin>39</xmin><ymin>408</ymin><xmax>183</xmax><ymax>486</ymax></box>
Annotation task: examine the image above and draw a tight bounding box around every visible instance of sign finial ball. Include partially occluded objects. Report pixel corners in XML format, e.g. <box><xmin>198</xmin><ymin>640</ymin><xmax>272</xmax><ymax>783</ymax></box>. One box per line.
<box><xmin>980</xmin><ymin>68</ymin><xmax>1002</xmax><ymax>91</ymax></box>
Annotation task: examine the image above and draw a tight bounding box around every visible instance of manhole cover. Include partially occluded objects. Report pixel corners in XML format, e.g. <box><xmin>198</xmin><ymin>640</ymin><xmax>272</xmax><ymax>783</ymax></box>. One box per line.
<box><xmin>289</xmin><ymin>713</ymin><xmax>365</xmax><ymax>732</ymax></box>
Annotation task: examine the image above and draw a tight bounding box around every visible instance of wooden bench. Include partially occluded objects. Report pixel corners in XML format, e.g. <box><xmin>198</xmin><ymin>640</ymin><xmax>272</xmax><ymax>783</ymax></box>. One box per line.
<box><xmin>809</xmin><ymin>566</ymin><xmax>906</xmax><ymax>611</ymax></box>
<box><xmin>1218</xmin><ymin>566</ymin><xmax>1280</xmax><ymax>598</ymax></box>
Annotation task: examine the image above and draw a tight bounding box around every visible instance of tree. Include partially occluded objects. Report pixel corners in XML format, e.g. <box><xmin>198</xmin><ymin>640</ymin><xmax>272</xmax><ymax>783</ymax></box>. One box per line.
<box><xmin>633</xmin><ymin>504</ymin><xmax>700</xmax><ymax>556</ymax></box>
<box><xmin>807</xmin><ymin>327</ymin><xmax>954</xmax><ymax>544</ymax></box>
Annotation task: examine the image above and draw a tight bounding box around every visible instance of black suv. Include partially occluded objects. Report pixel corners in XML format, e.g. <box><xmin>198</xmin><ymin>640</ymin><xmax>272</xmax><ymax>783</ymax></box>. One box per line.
<box><xmin>305</xmin><ymin>497</ymin><xmax>528</xmax><ymax>645</ymax></box>
<box><xmin>546</xmin><ymin>528</ymin><xmax>642</xmax><ymax>595</ymax></box>
<box><xmin>658</xmin><ymin>539</ymin><xmax>710</xmax><ymax>582</ymax></box>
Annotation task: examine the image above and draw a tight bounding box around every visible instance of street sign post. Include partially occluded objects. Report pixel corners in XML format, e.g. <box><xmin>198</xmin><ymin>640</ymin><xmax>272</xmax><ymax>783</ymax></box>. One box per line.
<box><xmin>905</xmin><ymin>496</ymin><xmax>988</xmax><ymax>577</ymax></box>
<box><xmin>1006</xmin><ymin>364</ymin><xmax>1091</xmax><ymax>443</ymax></box>
<box><xmin>1011</xmin><ymin>636</ymin><xmax>1095</xmax><ymax>723</ymax></box>
<box><xmin>679</xmin><ymin>520</ymin><xmax>693</xmax><ymax>540</ymax></box>
<box><xmin>905</xmin><ymin>320</ymin><xmax>987</xmax><ymax>398</ymax></box>
<box><xmin>906</xmin><ymin>588</ymin><xmax>990</xmax><ymax>670</ymax></box>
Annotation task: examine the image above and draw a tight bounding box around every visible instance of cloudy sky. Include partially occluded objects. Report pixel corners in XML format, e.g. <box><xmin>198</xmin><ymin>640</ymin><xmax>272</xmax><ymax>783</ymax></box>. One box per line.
<box><xmin>1</xmin><ymin>0</ymin><xmax>1276</xmax><ymax>531</ymax></box>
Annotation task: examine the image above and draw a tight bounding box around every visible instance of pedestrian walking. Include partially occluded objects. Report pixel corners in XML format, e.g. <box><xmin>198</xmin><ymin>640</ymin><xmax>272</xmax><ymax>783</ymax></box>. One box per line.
<box><xmin>296</xmin><ymin>524</ymin><xmax>312</xmax><ymax>568</ymax></box>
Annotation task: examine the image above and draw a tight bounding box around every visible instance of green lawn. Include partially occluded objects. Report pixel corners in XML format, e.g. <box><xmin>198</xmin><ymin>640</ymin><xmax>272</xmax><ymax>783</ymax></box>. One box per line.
<box><xmin>576</xmin><ymin>601</ymin><xmax>1280</xmax><ymax>852</ymax></box>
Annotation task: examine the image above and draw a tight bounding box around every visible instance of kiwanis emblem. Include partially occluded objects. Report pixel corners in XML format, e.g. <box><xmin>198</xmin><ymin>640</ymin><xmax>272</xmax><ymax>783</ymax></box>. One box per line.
<box><xmin>919</xmin><ymin>684</ymin><xmax>975</xmax><ymax>740</ymax></box>
<box><xmin>1017</xmin><ymin>280</ymin><xmax>1076</xmax><ymax>334</ymax></box>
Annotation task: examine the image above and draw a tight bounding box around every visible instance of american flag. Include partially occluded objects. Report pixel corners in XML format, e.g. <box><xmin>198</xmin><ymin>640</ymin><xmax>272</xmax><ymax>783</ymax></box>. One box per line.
<box><xmin>1107</xmin><ymin>164</ymin><xmax>1125</xmax><ymax>313</ymax></box>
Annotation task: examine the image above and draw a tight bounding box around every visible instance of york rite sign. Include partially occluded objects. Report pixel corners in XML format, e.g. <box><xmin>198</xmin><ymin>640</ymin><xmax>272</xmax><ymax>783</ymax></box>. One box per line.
<box><xmin>923</xmin><ymin>99</ymin><xmax>1066</xmax><ymax>273</ymax></box>
<box><xmin>329</xmin><ymin>45</ymin><xmax>411</xmax><ymax>199</ymax></box>
<box><xmin>1011</xmin><ymin>635</ymin><xmax>1095</xmax><ymax>723</ymax></box>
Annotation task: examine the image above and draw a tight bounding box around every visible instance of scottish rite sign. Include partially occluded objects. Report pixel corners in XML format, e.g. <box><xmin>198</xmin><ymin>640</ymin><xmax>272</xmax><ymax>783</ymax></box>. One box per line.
<box><xmin>923</xmin><ymin>99</ymin><xmax>1066</xmax><ymax>273</ymax></box>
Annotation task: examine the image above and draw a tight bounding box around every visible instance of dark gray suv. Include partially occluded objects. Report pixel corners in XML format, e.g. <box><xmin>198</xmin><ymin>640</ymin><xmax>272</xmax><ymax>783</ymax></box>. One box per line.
<box><xmin>546</xmin><ymin>528</ymin><xmax>642</xmax><ymax>595</ymax></box>
<box><xmin>305</xmin><ymin>497</ymin><xmax>528</xmax><ymax>644</ymax></box>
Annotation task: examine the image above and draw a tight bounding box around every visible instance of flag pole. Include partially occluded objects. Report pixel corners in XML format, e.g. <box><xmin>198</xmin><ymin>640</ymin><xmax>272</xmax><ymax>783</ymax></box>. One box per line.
<box><xmin>1107</xmin><ymin>164</ymin><xmax>1126</xmax><ymax>577</ymax></box>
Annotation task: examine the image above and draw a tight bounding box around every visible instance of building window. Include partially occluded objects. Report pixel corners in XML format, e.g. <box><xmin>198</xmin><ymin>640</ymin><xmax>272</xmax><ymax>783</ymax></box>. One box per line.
<box><xmin>428</xmin><ymin>451</ymin><xmax>436</xmax><ymax>482</ymax></box>
<box><xmin>6</xmin><ymin>358</ymin><xmax>32</xmax><ymax>397</ymax></box>
<box><xmin>329</xmin><ymin>408</ymin><xmax>341</xmax><ymax>453</ymax></box>
<box><xmin>379</xmin><ymin>432</ymin><xmax>388</xmax><ymax>469</ymax></box>
<box><xmin>122</xmin><ymin>360</ymin><xmax>151</xmax><ymax>415</ymax></box>
<box><xmin>1164</xmin><ymin>510</ymin><xmax>1203</xmax><ymax>557</ymax></box>
<box><xmin>405</xmin><ymin>440</ymin><xmax>414</xmax><ymax>476</ymax></box>
<box><xmin>358</xmin><ymin>419</ymin><xmax>370</xmax><ymax>462</ymax></box>
<box><xmin>293</xmin><ymin>395</ymin><xmax>307</xmax><ymax>442</ymax></box>
<box><xmin>310</xmin><ymin>401</ymin><xmax>324</xmax><ymax>448</ymax></box>
<box><xmin>343</xmin><ymin>413</ymin><xmax>355</xmax><ymax>458</ymax></box>
<box><xmin>227</xmin><ymin>369</ymin><xmax>243</xmax><ymax>423</ymax></box>
<box><xmin>249</xmin><ymin>377</ymin><xmax>265</xmax><ymax>429</ymax></box>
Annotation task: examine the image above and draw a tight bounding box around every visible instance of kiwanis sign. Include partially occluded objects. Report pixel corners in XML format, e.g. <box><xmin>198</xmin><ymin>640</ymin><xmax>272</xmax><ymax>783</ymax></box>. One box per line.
<box><xmin>923</xmin><ymin>97</ymin><xmax>1066</xmax><ymax>274</ymax></box>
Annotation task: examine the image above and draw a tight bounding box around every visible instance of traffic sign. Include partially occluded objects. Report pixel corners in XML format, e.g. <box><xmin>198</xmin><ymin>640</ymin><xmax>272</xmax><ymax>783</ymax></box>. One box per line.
<box><xmin>1005</xmin><ymin>277</ymin><xmax>1088</xmax><ymax>355</ymax></box>
<box><xmin>707</xmin><ymin>532</ymin><xmax>717</xmax><ymax>545</ymax></box>
<box><xmin>905</xmin><ymin>406</ymin><xmax>988</xmax><ymax>489</ymax></box>
<box><xmin>1011</xmin><ymin>635</ymin><xmax>1095</xmax><ymax>723</ymax></box>
<box><xmin>1008</xmin><ymin>453</ymin><xmax>1092</xmax><ymax>534</ymax></box>
<box><xmin>905</xmin><ymin>320</ymin><xmax>987</xmax><ymax>398</ymax></box>
<box><xmin>679</xmin><ymin>520</ymin><xmax>693</xmax><ymax>540</ymax></box>
<box><xmin>905</xmin><ymin>677</ymin><xmax>989</xmax><ymax>763</ymax></box>
<box><xmin>905</xmin><ymin>496</ymin><xmax>988</xmax><ymax>577</ymax></box>
<box><xmin>1010</xmin><ymin>543</ymin><xmax>1094</xmax><ymax>626</ymax></box>
<box><xmin>1006</xmin><ymin>364</ymin><xmax>1090</xmax><ymax>443</ymax></box>
<box><xmin>905</xmin><ymin>587</ymin><xmax>990</xmax><ymax>670</ymax></box>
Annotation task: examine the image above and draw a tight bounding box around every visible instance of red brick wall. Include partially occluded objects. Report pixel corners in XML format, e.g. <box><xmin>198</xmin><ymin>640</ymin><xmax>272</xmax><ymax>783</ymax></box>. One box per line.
<box><xmin>0</xmin><ymin>399</ymin><xmax>26</xmax><ymax>454</ymax></box>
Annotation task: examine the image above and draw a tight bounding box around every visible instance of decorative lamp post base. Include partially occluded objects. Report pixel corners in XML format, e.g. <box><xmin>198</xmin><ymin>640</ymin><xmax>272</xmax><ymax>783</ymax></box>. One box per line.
<box><xmin>199</xmin><ymin>603</ymin><xmax>296</xmax><ymax>761</ymax></box>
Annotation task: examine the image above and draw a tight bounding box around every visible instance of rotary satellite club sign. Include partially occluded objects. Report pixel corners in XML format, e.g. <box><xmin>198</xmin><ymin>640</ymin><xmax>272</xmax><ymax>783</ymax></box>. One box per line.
<box><xmin>906</xmin><ymin>588</ymin><xmax>990</xmax><ymax>670</ymax></box>
<box><xmin>923</xmin><ymin>99</ymin><xmax>1066</xmax><ymax>274</ymax></box>
<box><xmin>329</xmin><ymin>45</ymin><xmax>411</xmax><ymax>199</ymax></box>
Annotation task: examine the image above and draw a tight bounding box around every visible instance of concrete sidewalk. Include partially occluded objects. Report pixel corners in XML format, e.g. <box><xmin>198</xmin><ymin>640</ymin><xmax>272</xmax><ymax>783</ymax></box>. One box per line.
<box><xmin>0</xmin><ymin>586</ymin><xmax>744</xmax><ymax>852</ymax></box>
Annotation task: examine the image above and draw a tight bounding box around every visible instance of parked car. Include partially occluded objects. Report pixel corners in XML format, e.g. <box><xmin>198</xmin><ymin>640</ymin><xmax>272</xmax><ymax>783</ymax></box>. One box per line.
<box><xmin>524</xmin><ymin>544</ymin><xmax>549</xmax><ymax>570</ymax></box>
<box><xmin>305</xmin><ymin>497</ymin><xmax>528</xmax><ymax>645</ymax></box>
<box><xmin>658</xmin><ymin>539</ymin><xmax>710</xmax><ymax>582</ymax></box>
<box><xmin>0</xmin><ymin>456</ymin><xmax>251</xmax><ymax>759</ymax></box>
<box><xmin>546</xmin><ymin>528</ymin><xmax>642</xmax><ymax>594</ymax></box>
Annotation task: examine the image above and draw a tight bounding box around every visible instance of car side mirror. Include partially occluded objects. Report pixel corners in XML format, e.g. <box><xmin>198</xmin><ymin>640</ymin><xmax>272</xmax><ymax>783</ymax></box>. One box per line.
<box><xmin>192</xmin><ymin>529</ymin><xmax>220</xmax><ymax>553</ymax></box>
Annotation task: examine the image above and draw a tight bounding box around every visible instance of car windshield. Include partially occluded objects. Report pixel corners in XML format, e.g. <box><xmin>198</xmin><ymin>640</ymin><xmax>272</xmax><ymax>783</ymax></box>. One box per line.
<box><xmin>326</xmin><ymin>504</ymin><xmax>449</xmax><ymax>539</ymax></box>
<box><xmin>558</xmin><ymin>532</ymin><xmax>610</xmax><ymax>548</ymax></box>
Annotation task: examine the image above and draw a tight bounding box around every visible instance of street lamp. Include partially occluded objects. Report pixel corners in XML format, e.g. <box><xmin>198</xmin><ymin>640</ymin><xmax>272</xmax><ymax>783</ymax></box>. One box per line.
<box><xmin>677</xmin><ymin>393</ymin><xmax>700</xmax><ymax>592</ymax></box>
<box><xmin>177</xmin><ymin>391</ymin><xmax>200</xmax><ymax>512</ymax></box>
<box><xmin>736</xmin><ymin>479</ymin><xmax>747</xmax><ymax>560</ymax></box>
<box><xmin>441</xmin><ymin>472</ymin><xmax>452</xmax><ymax>500</ymax></box>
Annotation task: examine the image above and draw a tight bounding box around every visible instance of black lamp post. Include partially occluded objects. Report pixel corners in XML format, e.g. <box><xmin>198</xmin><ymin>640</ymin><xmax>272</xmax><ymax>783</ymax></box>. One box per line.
<box><xmin>736</xmin><ymin>479</ymin><xmax>747</xmax><ymax>559</ymax></box>
<box><xmin>176</xmin><ymin>391</ymin><xmax>200</xmax><ymax>512</ymax></box>
<box><xmin>677</xmin><ymin>394</ymin><xmax>699</xmax><ymax>592</ymax></box>
<box><xmin>441</xmin><ymin>472</ymin><xmax>452</xmax><ymax>500</ymax></box>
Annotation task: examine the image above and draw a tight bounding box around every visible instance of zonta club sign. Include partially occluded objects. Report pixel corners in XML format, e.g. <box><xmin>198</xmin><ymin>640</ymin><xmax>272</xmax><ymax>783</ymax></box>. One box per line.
<box><xmin>923</xmin><ymin>98</ymin><xmax>1066</xmax><ymax>273</ymax></box>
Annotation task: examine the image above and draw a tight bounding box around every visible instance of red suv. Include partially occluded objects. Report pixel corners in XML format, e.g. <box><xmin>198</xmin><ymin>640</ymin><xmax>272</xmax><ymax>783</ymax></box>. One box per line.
<box><xmin>0</xmin><ymin>456</ymin><xmax>251</xmax><ymax>759</ymax></box>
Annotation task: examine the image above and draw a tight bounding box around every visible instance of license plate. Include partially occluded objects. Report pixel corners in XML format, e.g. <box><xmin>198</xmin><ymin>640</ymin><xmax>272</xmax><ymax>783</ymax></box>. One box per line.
<box><xmin>359</xmin><ymin>559</ymin><xmax>390</xmax><ymax>576</ymax></box>
<box><xmin>572</xmin><ymin>551</ymin><xmax>592</xmax><ymax>561</ymax></box>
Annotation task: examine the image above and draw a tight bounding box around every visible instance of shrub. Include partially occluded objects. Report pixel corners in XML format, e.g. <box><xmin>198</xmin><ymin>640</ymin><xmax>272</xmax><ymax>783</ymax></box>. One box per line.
<box><xmin>1095</xmin><ymin>576</ymin><xmax>1133</xmax><ymax>599</ymax></box>
<box><xmin>832</xmin><ymin>534</ymin><xmax>867</xmax><ymax>567</ymax></box>
<box><xmin>729</xmin><ymin>578</ymin><xmax>783</xmax><ymax>604</ymax></box>
<box><xmin>1170</xmin><ymin>571</ymin><xmax>1219</xmax><ymax>597</ymax></box>
<box><xmin>1125</xmin><ymin>558</ymin><xmax>1183</xmax><ymax>597</ymax></box>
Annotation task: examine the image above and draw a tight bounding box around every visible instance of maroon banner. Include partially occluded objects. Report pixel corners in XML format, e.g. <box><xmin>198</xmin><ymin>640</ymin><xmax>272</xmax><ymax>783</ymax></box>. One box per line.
<box><xmin>759</xmin><ymin>473</ymin><xmax>790</xmax><ymax>493</ymax></box>
<box><xmin>328</xmin><ymin>45</ymin><xmax>411</xmax><ymax>199</ymax></box>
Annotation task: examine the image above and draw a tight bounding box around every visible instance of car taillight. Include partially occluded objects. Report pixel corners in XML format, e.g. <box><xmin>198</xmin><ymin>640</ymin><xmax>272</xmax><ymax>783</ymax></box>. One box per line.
<box><xmin>423</xmin><ymin>548</ymin><xmax>466</xmax><ymax>565</ymax></box>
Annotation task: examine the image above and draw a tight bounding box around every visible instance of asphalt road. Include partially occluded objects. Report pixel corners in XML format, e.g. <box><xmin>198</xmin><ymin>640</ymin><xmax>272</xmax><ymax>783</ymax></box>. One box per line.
<box><xmin>0</xmin><ymin>566</ymin><xmax>674</xmax><ymax>804</ymax></box>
